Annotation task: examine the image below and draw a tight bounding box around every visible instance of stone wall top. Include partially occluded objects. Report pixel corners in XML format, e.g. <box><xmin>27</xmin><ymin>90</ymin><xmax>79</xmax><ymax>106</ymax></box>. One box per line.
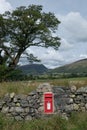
<box><xmin>0</xmin><ymin>83</ymin><xmax>87</xmax><ymax>120</ymax></box>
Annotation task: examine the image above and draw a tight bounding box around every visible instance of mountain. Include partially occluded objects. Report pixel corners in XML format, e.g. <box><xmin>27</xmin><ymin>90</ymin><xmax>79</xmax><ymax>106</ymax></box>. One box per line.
<box><xmin>52</xmin><ymin>59</ymin><xmax>87</xmax><ymax>74</ymax></box>
<box><xmin>18</xmin><ymin>64</ymin><xmax>48</xmax><ymax>75</ymax></box>
<box><xmin>18</xmin><ymin>59</ymin><xmax>87</xmax><ymax>77</ymax></box>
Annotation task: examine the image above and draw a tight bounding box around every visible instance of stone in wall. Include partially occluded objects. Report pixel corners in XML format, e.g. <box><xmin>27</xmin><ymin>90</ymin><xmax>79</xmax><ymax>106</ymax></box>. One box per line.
<box><xmin>0</xmin><ymin>83</ymin><xmax>87</xmax><ymax>120</ymax></box>
<box><xmin>37</xmin><ymin>83</ymin><xmax>53</xmax><ymax>115</ymax></box>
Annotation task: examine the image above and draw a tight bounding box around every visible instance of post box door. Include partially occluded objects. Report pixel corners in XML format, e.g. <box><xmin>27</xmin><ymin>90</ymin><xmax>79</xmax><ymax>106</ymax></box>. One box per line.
<box><xmin>44</xmin><ymin>92</ymin><xmax>54</xmax><ymax>114</ymax></box>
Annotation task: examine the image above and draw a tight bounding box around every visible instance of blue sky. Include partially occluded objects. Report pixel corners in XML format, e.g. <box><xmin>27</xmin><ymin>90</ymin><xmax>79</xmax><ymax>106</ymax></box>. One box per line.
<box><xmin>0</xmin><ymin>0</ymin><xmax>87</xmax><ymax>68</ymax></box>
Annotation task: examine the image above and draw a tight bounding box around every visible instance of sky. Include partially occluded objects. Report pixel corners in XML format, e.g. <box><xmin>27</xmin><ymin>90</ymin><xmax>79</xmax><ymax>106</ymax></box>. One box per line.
<box><xmin>0</xmin><ymin>0</ymin><xmax>87</xmax><ymax>68</ymax></box>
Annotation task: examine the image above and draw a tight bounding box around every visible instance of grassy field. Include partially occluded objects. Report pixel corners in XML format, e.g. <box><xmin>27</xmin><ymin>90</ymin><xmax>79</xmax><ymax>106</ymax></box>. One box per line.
<box><xmin>0</xmin><ymin>77</ymin><xmax>87</xmax><ymax>97</ymax></box>
<box><xmin>0</xmin><ymin>77</ymin><xmax>87</xmax><ymax>130</ymax></box>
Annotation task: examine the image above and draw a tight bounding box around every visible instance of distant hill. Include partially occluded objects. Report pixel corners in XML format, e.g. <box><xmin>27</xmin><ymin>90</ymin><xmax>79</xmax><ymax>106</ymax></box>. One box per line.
<box><xmin>52</xmin><ymin>59</ymin><xmax>87</xmax><ymax>74</ymax></box>
<box><xmin>18</xmin><ymin>64</ymin><xmax>48</xmax><ymax>75</ymax></box>
<box><xmin>18</xmin><ymin>59</ymin><xmax>87</xmax><ymax>77</ymax></box>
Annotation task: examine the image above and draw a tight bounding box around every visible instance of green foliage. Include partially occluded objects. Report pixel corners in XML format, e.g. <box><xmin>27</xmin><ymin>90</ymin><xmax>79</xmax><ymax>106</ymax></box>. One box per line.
<box><xmin>25</xmin><ymin>53</ymin><xmax>41</xmax><ymax>64</ymax></box>
<box><xmin>0</xmin><ymin>64</ymin><xmax>24</xmax><ymax>82</ymax></box>
<box><xmin>0</xmin><ymin>5</ymin><xmax>60</xmax><ymax>68</ymax></box>
<box><xmin>0</xmin><ymin>65</ymin><xmax>8</xmax><ymax>81</ymax></box>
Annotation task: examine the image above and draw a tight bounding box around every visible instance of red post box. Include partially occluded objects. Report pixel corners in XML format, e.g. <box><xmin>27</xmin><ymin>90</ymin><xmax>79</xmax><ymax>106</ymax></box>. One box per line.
<box><xmin>44</xmin><ymin>92</ymin><xmax>54</xmax><ymax>114</ymax></box>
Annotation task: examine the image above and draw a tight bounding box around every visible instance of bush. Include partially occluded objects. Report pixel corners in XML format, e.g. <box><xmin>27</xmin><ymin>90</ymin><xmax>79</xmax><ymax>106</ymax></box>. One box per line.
<box><xmin>0</xmin><ymin>65</ymin><xmax>25</xmax><ymax>82</ymax></box>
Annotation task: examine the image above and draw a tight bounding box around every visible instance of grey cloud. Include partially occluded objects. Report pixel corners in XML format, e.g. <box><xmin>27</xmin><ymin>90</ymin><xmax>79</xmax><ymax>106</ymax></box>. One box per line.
<box><xmin>41</xmin><ymin>55</ymin><xmax>66</xmax><ymax>68</ymax></box>
<box><xmin>58</xmin><ymin>12</ymin><xmax>87</xmax><ymax>43</ymax></box>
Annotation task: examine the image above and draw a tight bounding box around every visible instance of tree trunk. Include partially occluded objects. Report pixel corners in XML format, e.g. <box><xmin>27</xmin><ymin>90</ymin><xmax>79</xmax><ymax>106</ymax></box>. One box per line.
<box><xmin>9</xmin><ymin>49</ymin><xmax>23</xmax><ymax>69</ymax></box>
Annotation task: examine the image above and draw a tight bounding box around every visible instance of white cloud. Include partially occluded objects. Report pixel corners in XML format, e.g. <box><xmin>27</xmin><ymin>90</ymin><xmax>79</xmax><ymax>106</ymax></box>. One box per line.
<box><xmin>58</xmin><ymin>12</ymin><xmax>87</xmax><ymax>42</ymax></box>
<box><xmin>21</xmin><ymin>11</ymin><xmax>87</xmax><ymax>68</ymax></box>
<box><xmin>59</xmin><ymin>38</ymin><xmax>73</xmax><ymax>51</ymax></box>
<box><xmin>0</xmin><ymin>0</ymin><xmax>12</xmax><ymax>14</ymax></box>
<box><xmin>40</xmin><ymin>48</ymin><xmax>63</xmax><ymax>61</ymax></box>
<box><xmin>24</xmin><ymin>47</ymin><xmax>65</xmax><ymax>68</ymax></box>
<box><xmin>10</xmin><ymin>11</ymin><xmax>87</xmax><ymax>68</ymax></box>
<box><xmin>0</xmin><ymin>1</ymin><xmax>87</xmax><ymax>69</ymax></box>
<box><xmin>79</xmin><ymin>54</ymin><xmax>87</xmax><ymax>59</ymax></box>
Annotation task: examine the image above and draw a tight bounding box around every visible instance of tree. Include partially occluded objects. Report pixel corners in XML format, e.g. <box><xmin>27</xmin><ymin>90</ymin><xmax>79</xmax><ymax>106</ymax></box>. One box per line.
<box><xmin>0</xmin><ymin>5</ymin><xmax>61</xmax><ymax>69</ymax></box>
<box><xmin>26</xmin><ymin>53</ymin><xmax>41</xmax><ymax>64</ymax></box>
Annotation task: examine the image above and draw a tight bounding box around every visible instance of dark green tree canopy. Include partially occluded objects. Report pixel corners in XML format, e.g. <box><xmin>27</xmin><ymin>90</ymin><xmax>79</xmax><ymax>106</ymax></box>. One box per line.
<box><xmin>0</xmin><ymin>5</ymin><xmax>61</xmax><ymax>68</ymax></box>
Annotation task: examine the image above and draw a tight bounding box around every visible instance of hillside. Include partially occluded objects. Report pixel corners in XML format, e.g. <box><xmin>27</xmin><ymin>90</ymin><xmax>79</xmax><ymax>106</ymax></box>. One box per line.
<box><xmin>52</xmin><ymin>59</ymin><xmax>87</xmax><ymax>74</ymax></box>
<box><xmin>18</xmin><ymin>64</ymin><xmax>48</xmax><ymax>75</ymax></box>
<box><xmin>18</xmin><ymin>59</ymin><xmax>87</xmax><ymax>77</ymax></box>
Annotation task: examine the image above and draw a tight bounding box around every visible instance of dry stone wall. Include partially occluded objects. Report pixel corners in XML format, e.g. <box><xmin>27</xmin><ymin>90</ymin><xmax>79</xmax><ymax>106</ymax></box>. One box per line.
<box><xmin>0</xmin><ymin>83</ymin><xmax>87</xmax><ymax>120</ymax></box>
<box><xmin>53</xmin><ymin>86</ymin><xmax>87</xmax><ymax>116</ymax></box>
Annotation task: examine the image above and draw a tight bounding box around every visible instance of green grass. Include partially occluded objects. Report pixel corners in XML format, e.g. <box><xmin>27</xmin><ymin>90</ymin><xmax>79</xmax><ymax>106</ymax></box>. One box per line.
<box><xmin>0</xmin><ymin>112</ymin><xmax>87</xmax><ymax>130</ymax></box>
<box><xmin>0</xmin><ymin>77</ymin><xmax>87</xmax><ymax>97</ymax></box>
<box><xmin>67</xmin><ymin>112</ymin><xmax>87</xmax><ymax>130</ymax></box>
<box><xmin>0</xmin><ymin>81</ymin><xmax>38</xmax><ymax>97</ymax></box>
<box><xmin>0</xmin><ymin>77</ymin><xmax>87</xmax><ymax>130</ymax></box>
